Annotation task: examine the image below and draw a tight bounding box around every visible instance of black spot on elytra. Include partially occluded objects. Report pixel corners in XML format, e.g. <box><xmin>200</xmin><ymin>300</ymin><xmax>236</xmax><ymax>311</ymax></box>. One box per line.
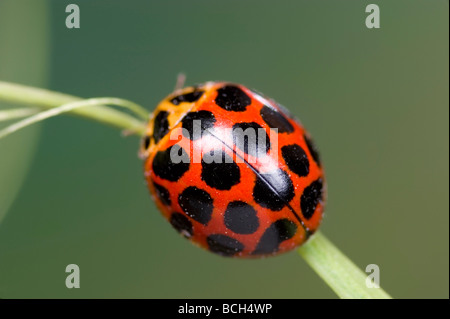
<box><xmin>224</xmin><ymin>201</ymin><xmax>259</xmax><ymax>235</ymax></box>
<box><xmin>207</xmin><ymin>234</ymin><xmax>244</xmax><ymax>257</ymax></box>
<box><xmin>181</xmin><ymin>110</ymin><xmax>216</xmax><ymax>140</ymax></box>
<box><xmin>260</xmin><ymin>105</ymin><xmax>294</xmax><ymax>133</ymax></box>
<box><xmin>252</xmin><ymin>219</ymin><xmax>297</xmax><ymax>255</ymax></box>
<box><xmin>178</xmin><ymin>186</ymin><xmax>214</xmax><ymax>225</ymax></box>
<box><xmin>153</xmin><ymin>182</ymin><xmax>171</xmax><ymax>206</ymax></box>
<box><xmin>152</xmin><ymin>145</ymin><xmax>190</xmax><ymax>182</ymax></box>
<box><xmin>304</xmin><ymin>134</ymin><xmax>321</xmax><ymax>166</ymax></box>
<box><xmin>300</xmin><ymin>179</ymin><xmax>324</xmax><ymax>219</ymax></box>
<box><xmin>170</xmin><ymin>90</ymin><xmax>204</xmax><ymax>105</ymax></box>
<box><xmin>170</xmin><ymin>213</ymin><xmax>193</xmax><ymax>238</ymax></box>
<box><xmin>253</xmin><ymin>169</ymin><xmax>295</xmax><ymax>211</ymax></box>
<box><xmin>142</xmin><ymin>135</ymin><xmax>151</xmax><ymax>150</ymax></box>
<box><xmin>215</xmin><ymin>85</ymin><xmax>251</xmax><ymax>112</ymax></box>
<box><xmin>232</xmin><ymin>122</ymin><xmax>270</xmax><ymax>158</ymax></box>
<box><xmin>281</xmin><ymin>144</ymin><xmax>310</xmax><ymax>178</ymax></box>
<box><xmin>201</xmin><ymin>150</ymin><xmax>240</xmax><ymax>190</ymax></box>
<box><xmin>153</xmin><ymin>111</ymin><xmax>170</xmax><ymax>144</ymax></box>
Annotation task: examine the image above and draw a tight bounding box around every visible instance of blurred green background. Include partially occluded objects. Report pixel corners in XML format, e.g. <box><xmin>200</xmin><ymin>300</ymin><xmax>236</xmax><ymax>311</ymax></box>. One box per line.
<box><xmin>0</xmin><ymin>0</ymin><xmax>448</xmax><ymax>298</ymax></box>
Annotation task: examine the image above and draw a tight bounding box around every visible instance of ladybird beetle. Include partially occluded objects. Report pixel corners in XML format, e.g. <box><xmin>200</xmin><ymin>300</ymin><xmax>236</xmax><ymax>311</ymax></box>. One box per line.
<box><xmin>140</xmin><ymin>82</ymin><xmax>326</xmax><ymax>257</ymax></box>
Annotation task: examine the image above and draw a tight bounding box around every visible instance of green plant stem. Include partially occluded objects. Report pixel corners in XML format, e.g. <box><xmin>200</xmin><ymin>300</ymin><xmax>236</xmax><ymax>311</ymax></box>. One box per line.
<box><xmin>0</xmin><ymin>107</ymin><xmax>39</xmax><ymax>121</ymax></box>
<box><xmin>0</xmin><ymin>81</ymin><xmax>148</xmax><ymax>135</ymax></box>
<box><xmin>299</xmin><ymin>231</ymin><xmax>392</xmax><ymax>299</ymax></box>
<box><xmin>0</xmin><ymin>98</ymin><xmax>149</xmax><ymax>139</ymax></box>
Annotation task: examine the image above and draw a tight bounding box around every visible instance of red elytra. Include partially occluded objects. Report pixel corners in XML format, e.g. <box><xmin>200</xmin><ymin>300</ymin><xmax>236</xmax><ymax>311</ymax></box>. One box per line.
<box><xmin>140</xmin><ymin>82</ymin><xmax>326</xmax><ymax>257</ymax></box>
